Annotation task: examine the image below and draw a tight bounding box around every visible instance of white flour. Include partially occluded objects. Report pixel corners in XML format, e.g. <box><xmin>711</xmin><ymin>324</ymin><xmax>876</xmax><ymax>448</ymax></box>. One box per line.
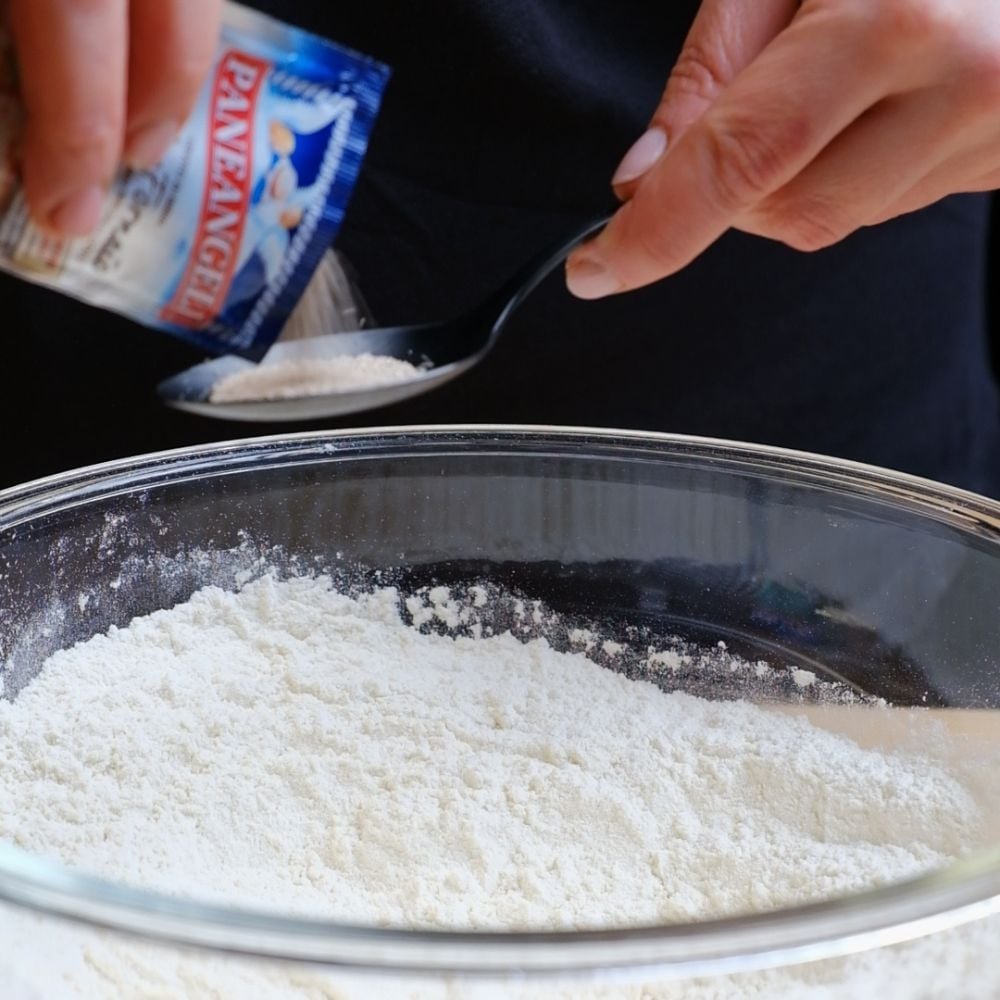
<box><xmin>210</xmin><ymin>352</ymin><xmax>421</xmax><ymax>402</ymax></box>
<box><xmin>0</xmin><ymin>576</ymin><xmax>994</xmax><ymax>999</ymax></box>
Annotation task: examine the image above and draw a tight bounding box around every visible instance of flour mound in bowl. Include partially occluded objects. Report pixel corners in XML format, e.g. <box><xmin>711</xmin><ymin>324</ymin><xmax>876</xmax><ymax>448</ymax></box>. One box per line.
<box><xmin>0</xmin><ymin>575</ymin><xmax>992</xmax><ymax>998</ymax></box>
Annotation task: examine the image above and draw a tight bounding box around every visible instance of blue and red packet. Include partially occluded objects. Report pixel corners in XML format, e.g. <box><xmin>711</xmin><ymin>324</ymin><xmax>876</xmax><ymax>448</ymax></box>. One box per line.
<box><xmin>0</xmin><ymin>2</ymin><xmax>390</xmax><ymax>357</ymax></box>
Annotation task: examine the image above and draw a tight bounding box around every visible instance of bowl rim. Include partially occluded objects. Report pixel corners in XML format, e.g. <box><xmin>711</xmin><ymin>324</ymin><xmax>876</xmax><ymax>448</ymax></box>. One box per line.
<box><xmin>0</xmin><ymin>424</ymin><xmax>998</xmax><ymax>978</ymax></box>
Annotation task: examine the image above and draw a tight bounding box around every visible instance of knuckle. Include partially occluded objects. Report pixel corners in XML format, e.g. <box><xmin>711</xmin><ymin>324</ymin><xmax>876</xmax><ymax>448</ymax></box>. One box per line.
<box><xmin>761</xmin><ymin>194</ymin><xmax>853</xmax><ymax>253</ymax></box>
<box><xmin>613</xmin><ymin>200</ymin><xmax>683</xmax><ymax>279</ymax></box>
<box><xmin>40</xmin><ymin>115</ymin><xmax>119</xmax><ymax>163</ymax></box>
<box><xmin>702</xmin><ymin>117</ymin><xmax>808</xmax><ymax>213</ymax></box>
<box><xmin>669</xmin><ymin>42</ymin><xmax>731</xmax><ymax>104</ymax></box>
<box><xmin>873</xmin><ymin>0</ymin><xmax>963</xmax><ymax>48</ymax></box>
<box><xmin>633</xmin><ymin>222</ymin><xmax>681</xmax><ymax>274</ymax></box>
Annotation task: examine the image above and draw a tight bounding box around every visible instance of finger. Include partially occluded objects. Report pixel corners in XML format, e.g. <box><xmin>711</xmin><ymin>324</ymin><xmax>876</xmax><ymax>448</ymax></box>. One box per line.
<box><xmin>742</xmin><ymin>89</ymin><xmax>967</xmax><ymax>251</ymax></box>
<box><xmin>871</xmin><ymin>165</ymin><xmax>1000</xmax><ymax>225</ymax></box>
<box><xmin>125</xmin><ymin>0</ymin><xmax>224</xmax><ymax>170</ymax></box>
<box><xmin>971</xmin><ymin>169</ymin><xmax>1000</xmax><ymax>192</ymax></box>
<box><xmin>614</xmin><ymin>0</ymin><xmax>798</xmax><ymax>199</ymax></box>
<box><xmin>9</xmin><ymin>0</ymin><xmax>128</xmax><ymax>236</ymax></box>
<box><xmin>568</xmin><ymin>14</ymin><xmax>897</xmax><ymax>299</ymax></box>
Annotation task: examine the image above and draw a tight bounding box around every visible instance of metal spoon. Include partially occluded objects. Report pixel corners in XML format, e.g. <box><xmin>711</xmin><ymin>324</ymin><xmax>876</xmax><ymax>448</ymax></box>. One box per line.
<box><xmin>157</xmin><ymin>215</ymin><xmax>611</xmax><ymax>423</ymax></box>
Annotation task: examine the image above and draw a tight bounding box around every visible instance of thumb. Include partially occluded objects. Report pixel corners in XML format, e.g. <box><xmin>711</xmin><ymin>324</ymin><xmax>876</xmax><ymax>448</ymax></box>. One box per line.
<box><xmin>612</xmin><ymin>0</ymin><xmax>800</xmax><ymax>200</ymax></box>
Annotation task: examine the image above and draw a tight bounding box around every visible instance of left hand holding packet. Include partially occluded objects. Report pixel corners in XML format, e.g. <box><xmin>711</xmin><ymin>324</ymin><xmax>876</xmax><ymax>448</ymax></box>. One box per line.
<box><xmin>0</xmin><ymin>1</ymin><xmax>390</xmax><ymax>358</ymax></box>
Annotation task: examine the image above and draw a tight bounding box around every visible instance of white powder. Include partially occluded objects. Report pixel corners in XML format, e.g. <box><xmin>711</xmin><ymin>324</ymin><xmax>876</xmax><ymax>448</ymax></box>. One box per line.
<box><xmin>0</xmin><ymin>576</ymin><xmax>995</xmax><ymax>998</ymax></box>
<box><xmin>207</xmin><ymin>248</ymin><xmax>423</xmax><ymax>403</ymax></box>
<box><xmin>210</xmin><ymin>352</ymin><xmax>422</xmax><ymax>403</ymax></box>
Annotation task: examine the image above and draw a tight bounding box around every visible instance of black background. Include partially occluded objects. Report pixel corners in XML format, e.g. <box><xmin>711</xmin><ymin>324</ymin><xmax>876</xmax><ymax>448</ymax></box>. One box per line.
<box><xmin>991</xmin><ymin>198</ymin><xmax>1000</xmax><ymax>381</ymax></box>
<box><xmin>1</xmin><ymin>196</ymin><xmax>997</xmax><ymax>492</ymax></box>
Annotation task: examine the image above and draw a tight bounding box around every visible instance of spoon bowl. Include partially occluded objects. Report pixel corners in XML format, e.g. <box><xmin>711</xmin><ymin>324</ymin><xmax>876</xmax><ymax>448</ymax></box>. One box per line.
<box><xmin>158</xmin><ymin>216</ymin><xmax>610</xmax><ymax>422</ymax></box>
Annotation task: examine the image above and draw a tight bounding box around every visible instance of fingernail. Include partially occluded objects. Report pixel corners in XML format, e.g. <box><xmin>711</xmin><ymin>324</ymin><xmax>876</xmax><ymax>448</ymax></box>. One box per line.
<box><xmin>48</xmin><ymin>185</ymin><xmax>105</xmax><ymax>237</ymax></box>
<box><xmin>566</xmin><ymin>254</ymin><xmax>622</xmax><ymax>301</ymax></box>
<box><xmin>124</xmin><ymin>120</ymin><xmax>177</xmax><ymax>170</ymax></box>
<box><xmin>612</xmin><ymin>127</ymin><xmax>668</xmax><ymax>186</ymax></box>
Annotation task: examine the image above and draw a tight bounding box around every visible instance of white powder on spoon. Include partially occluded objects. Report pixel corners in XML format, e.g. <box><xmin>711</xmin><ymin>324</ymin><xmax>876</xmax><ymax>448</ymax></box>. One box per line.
<box><xmin>207</xmin><ymin>248</ymin><xmax>423</xmax><ymax>404</ymax></box>
<box><xmin>210</xmin><ymin>352</ymin><xmax>422</xmax><ymax>403</ymax></box>
<box><xmin>0</xmin><ymin>576</ymin><xmax>993</xmax><ymax>998</ymax></box>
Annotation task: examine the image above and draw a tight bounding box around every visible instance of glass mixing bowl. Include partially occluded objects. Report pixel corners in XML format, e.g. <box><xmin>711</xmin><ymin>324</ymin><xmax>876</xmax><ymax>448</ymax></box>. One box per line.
<box><xmin>0</xmin><ymin>426</ymin><xmax>997</xmax><ymax>999</ymax></box>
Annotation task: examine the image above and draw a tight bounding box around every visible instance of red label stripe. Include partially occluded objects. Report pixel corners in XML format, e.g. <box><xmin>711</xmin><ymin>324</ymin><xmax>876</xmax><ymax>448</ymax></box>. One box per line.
<box><xmin>161</xmin><ymin>50</ymin><xmax>270</xmax><ymax>329</ymax></box>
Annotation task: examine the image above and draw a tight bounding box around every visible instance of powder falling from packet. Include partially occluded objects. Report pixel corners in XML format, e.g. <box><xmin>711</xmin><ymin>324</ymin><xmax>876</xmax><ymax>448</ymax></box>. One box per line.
<box><xmin>208</xmin><ymin>249</ymin><xmax>424</xmax><ymax>403</ymax></box>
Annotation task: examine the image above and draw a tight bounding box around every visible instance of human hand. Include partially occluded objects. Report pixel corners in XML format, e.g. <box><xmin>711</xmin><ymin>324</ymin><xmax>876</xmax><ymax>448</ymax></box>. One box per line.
<box><xmin>567</xmin><ymin>0</ymin><xmax>1000</xmax><ymax>299</ymax></box>
<box><xmin>8</xmin><ymin>0</ymin><xmax>224</xmax><ymax>237</ymax></box>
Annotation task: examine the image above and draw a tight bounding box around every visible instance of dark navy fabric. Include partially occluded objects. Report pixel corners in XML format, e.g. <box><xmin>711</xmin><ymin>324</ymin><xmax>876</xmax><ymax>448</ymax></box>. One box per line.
<box><xmin>3</xmin><ymin>1</ymin><xmax>998</xmax><ymax>497</ymax></box>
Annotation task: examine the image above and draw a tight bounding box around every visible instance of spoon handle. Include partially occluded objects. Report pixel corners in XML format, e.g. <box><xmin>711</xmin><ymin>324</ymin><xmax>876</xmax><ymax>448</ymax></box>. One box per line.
<box><xmin>475</xmin><ymin>213</ymin><xmax>614</xmax><ymax>340</ymax></box>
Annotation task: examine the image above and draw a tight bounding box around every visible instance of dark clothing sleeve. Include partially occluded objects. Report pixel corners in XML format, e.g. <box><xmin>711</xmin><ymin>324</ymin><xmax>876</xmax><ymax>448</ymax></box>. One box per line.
<box><xmin>3</xmin><ymin>0</ymin><xmax>999</xmax><ymax>497</ymax></box>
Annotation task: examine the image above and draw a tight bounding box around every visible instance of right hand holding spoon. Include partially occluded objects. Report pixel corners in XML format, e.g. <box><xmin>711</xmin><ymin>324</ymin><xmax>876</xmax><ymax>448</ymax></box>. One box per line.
<box><xmin>567</xmin><ymin>0</ymin><xmax>1000</xmax><ymax>298</ymax></box>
